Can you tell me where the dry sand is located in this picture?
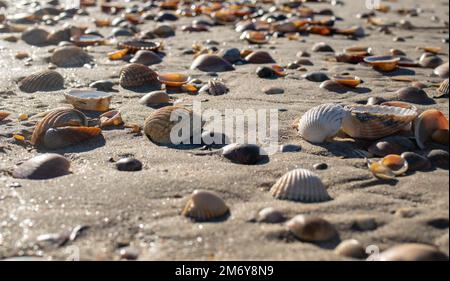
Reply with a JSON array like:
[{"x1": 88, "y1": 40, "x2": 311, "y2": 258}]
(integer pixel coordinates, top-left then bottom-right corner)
[{"x1": 0, "y1": 0, "x2": 449, "y2": 260}]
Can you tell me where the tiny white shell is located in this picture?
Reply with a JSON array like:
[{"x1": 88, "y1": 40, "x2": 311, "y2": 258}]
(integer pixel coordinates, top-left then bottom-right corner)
[
  {"x1": 297, "y1": 104, "x2": 348, "y2": 143},
  {"x1": 270, "y1": 169, "x2": 331, "y2": 202}
]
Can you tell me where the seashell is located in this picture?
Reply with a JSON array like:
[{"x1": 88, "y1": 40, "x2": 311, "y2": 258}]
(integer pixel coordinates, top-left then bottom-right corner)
[
  {"x1": 211, "y1": 11, "x2": 237, "y2": 25},
  {"x1": 158, "y1": 73, "x2": 189, "y2": 87},
  {"x1": 130, "y1": 50, "x2": 162, "y2": 65},
  {"x1": 119, "y1": 63, "x2": 160, "y2": 88},
  {"x1": 287, "y1": 215, "x2": 337, "y2": 242},
  {"x1": 153, "y1": 24, "x2": 175, "y2": 38},
  {"x1": 367, "y1": 159, "x2": 396, "y2": 180},
  {"x1": 182, "y1": 190, "x2": 229, "y2": 221},
  {"x1": 427, "y1": 149, "x2": 449, "y2": 170},
  {"x1": 255, "y1": 207, "x2": 286, "y2": 224},
  {"x1": 270, "y1": 169, "x2": 331, "y2": 202},
  {"x1": 70, "y1": 34, "x2": 104, "y2": 47},
  {"x1": 273, "y1": 21, "x2": 298, "y2": 33},
  {"x1": 434, "y1": 62, "x2": 449, "y2": 78},
  {"x1": 50, "y1": 46, "x2": 92, "y2": 67},
  {"x1": 139, "y1": 91, "x2": 170, "y2": 106},
  {"x1": 296, "y1": 104, "x2": 347, "y2": 143},
  {"x1": 431, "y1": 129, "x2": 449, "y2": 145},
  {"x1": 334, "y1": 239, "x2": 367, "y2": 259},
  {"x1": 368, "y1": 136, "x2": 415, "y2": 157},
  {"x1": 303, "y1": 72, "x2": 330, "y2": 82},
  {"x1": 89, "y1": 80, "x2": 115, "y2": 92},
  {"x1": 21, "y1": 27, "x2": 49, "y2": 46},
  {"x1": 143, "y1": 106, "x2": 201, "y2": 145},
  {"x1": 419, "y1": 54, "x2": 444, "y2": 68},
  {"x1": 262, "y1": 86, "x2": 284, "y2": 95},
  {"x1": 18, "y1": 70, "x2": 64, "y2": 93},
  {"x1": 380, "y1": 101, "x2": 417, "y2": 111},
  {"x1": 108, "y1": 48, "x2": 129, "y2": 61},
  {"x1": 319, "y1": 80, "x2": 347, "y2": 93},
  {"x1": 218, "y1": 48, "x2": 242, "y2": 64},
  {"x1": 435, "y1": 79, "x2": 449, "y2": 98},
  {"x1": 390, "y1": 49, "x2": 406, "y2": 56},
  {"x1": 379, "y1": 244, "x2": 448, "y2": 261},
  {"x1": 190, "y1": 54, "x2": 235, "y2": 72},
  {"x1": 414, "y1": 109, "x2": 449, "y2": 149},
  {"x1": 12, "y1": 153, "x2": 70, "y2": 180},
  {"x1": 46, "y1": 28, "x2": 71, "y2": 45},
  {"x1": 364, "y1": 56, "x2": 400, "y2": 72},
  {"x1": 31, "y1": 108, "x2": 88, "y2": 146},
  {"x1": 0, "y1": 111, "x2": 10, "y2": 121},
  {"x1": 333, "y1": 76, "x2": 362, "y2": 88},
  {"x1": 396, "y1": 87, "x2": 432, "y2": 104},
  {"x1": 256, "y1": 66, "x2": 276, "y2": 78},
  {"x1": 367, "y1": 96, "x2": 386, "y2": 105},
  {"x1": 116, "y1": 158, "x2": 142, "y2": 172},
  {"x1": 99, "y1": 110, "x2": 123, "y2": 127},
  {"x1": 241, "y1": 31, "x2": 269, "y2": 44},
  {"x1": 199, "y1": 79, "x2": 229, "y2": 96},
  {"x1": 64, "y1": 90, "x2": 113, "y2": 112},
  {"x1": 401, "y1": 152, "x2": 431, "y2": 172},
  {"x1": 295, "y1": 58, "x2": 313, "y2": 66},
  {"x1": 380, "y1": 154, "x2": 408, "y2": 175},
  {"x1": 118, "y1": 39, "x2": 161, "y2": 54},
  {"x1": 221, "y1": 143, "x2": 263, "y2": 165},
  {"x1": 341, "y1": 104, "x2": 418, "y2": 139},
  {"x1": 43, "y1": 126, "x2": 101, "y2": 149},
  {"x1": 244, "y1": 51, "x2": 276, "y2": 64},
  {"x1": 297, "y1": 51, "x2": 311, "y2": 58},
  {"x1": 311, "y1": 42, "x2": 334, "y2": 52}
]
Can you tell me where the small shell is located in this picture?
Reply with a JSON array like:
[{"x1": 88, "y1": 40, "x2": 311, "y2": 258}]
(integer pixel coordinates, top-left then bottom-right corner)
[
  {"x1": 380, "y1": 101, "x2": 417, "y2": 110},
  {"x1": 119, "y1": 63, "x2": 160, "y2": 88},
  {"x1": 46, "y1": 28, "x2": 72, "y2": 45},
  {"x1": 89, "y1": 80, "x2": 115, "y2": 92},
  {"x1": 334, "y1": 239, "x2": 367, "y2": 259},
  {"x1": 43, "y1": 126, "x2": 101, "y2": 149},
  {"x1": 190, "y1": 54, "x2": 235, "y2": 72},
  {"x1": 368, "y1": 136, "x2": 415, "y2": 157},
  {"x1": 244, "y1": 51, "x2": 276, "y2": 64},
  {"x1": 364, "y1": 55, "x2": 400, "y2": 72},
  {"x1": 435, "y1": 79, "x2": 449, "y2": 98},
  {"x1": 199, "y1": 79, "x2": 229, "y2": 96},
  {"x1": 218, "y1": 48, "x2": 242, "y2": 64},
  {"x1": 419, "y1": 54, "x2": 444, "y2": 68},
  {"x1": 50, "y1": 46, "x2": 93, "y2": 67},
  {"x1": 396, "y1": 87, "x2": 432, "y2": 104},
  {"x1": 303, "y1": 72, "x2": 330, "y2": 82},
  {"x1": 181, "y1": 190, "x2": 229, "y2": 221},
  {"x1": 0, "y1": 111, "x2": 10, "y2": 121},
  {"x1": 153, "y1": 24, "x2": 175, "y2": 38},
  {"x1": 158, "y1": 73, "x2": 189, "y2": 87},
  {"x1": 108, "y1": 48, "x2": 129, "y2": 60},
  {"x1": 70, "y1": 34, "x2": 103, "y2": 47},
  {"x1": 434, "y1": 62, "x2": 449, "y2": 78},
  {"x1": 99, "y1": 110, "x2": 123, "y2": 127},
  {"x1": 255, "y1": 207, "x2": 286, "y2": 224},
  {"x1": 21, "y1": 27, "x2": 49, "y2": 46},
  {"x1": 118, "y1": 39, "x2": 161, "y2": 54},
  {"x1": 64, "y1": 90, "x2": 113, "y2": 112},
  {"x1": 341, "y1": 104, "x2": 418, "y2": 139},
  {"x1": 221, "y1": 143, "x2": 263, "y2": 165},
  {"x1": 401, "y1": 152, "x2": 431, "y2": 172},
  {"x1": 18, "y1": 70, "x2": 64, "y2": 93},
  {"x1": 270, "y1": 169, "x2": 331, "y2": 202},
  {"x1": 311, "y1": 42, "x2": 334, "y2": 52},
  {"x1": 287, "y1": 215, "x2": 337, "y2": 242},
  {"x1": 12, "y1": 153, "x2": 70, "y2": 180},
  {"x1": 139, "y1": 91, "x2": 170, "y2": 106},
  {"x1": 241, "y1": 31, "x2": 269, "y2": 44},
  {"x1": 333, "y1": 76, "x2": 362, "y2": 88},
  {"x1": 296, "y1": 104, "x2": 348, "y2": 143},
  {"x1": 380, "y1": 154, "x2": 408, "y2": 175},
  {"x1": 130, "y1": 50, "x2": 162, "y2": 65},
  {"x1": 379, "y1": 244, "x2": 448, "y2": 261},
  {"x1": 414, "y1": 109, "x2": 449, "y2": 149},
  {"x1": 319, "y1": 80, "x2": 347, "y2": 93}
]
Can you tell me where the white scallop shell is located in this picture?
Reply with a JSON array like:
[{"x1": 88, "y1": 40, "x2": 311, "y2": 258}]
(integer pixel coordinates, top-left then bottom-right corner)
[
  {"x1": 297, "y1": 104, "x2": 348, "y2": 143},
  {"x1": 270, "y1": 169, "x2": 331, "y2": 202}
]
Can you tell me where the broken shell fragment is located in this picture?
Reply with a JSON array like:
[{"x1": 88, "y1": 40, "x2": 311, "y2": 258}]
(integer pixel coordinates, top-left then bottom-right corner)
[
  {"x1": 182, "y1": 190, "x2": 229, "y2": 221},
  {"x1": 19, "y1": 70, "x2": 64, "y2": 93},
  {"x1": 414, "y1": 109, "x2": 449, "y2": 149},
  {"x1": 199, "y1": 79, "x2": 229, "y2": 96},
  {"x1": 99, "y1": 110, "x2": 123, "y2": 127},
  {"x1": 190, "y1": 54, "x2": 235, "y2": 72},
  {"x1": 270, "y1": 169, "x2": 331, "y2": 203},
  {"x1": 43, "y1": 126, "x2": 101, "y2": 149},
  {"x1": 221, "y1": 143, "x2": 263, "y2": 165},
  {"x1": 364, "y1": 56, "x2": 400, "y2": 72},
  {"x1": 241, "y1": 31, "x2": 269, "y2": 44},
  {"x1": 380, "y1": 154, "x2": 408, "y2": 176},
  {"x1": 12, "y1": 153, "x2": 70, "y2": 180},
  {"x1": 435, "y1": 79, "x2": 449, "y2": 98},
  {"x1": 64, "y1": 90, "x2": 113, "y2": 112},
  {"x1": 119, "y1": 63, "x2": 160, "y2": 88},
  {"x1": 334, "y1": 239, "x2": 367, "y2": 259},
  {"x1": 108, "y1": 48, "x2": 129, "y2": 61},
  {"x1": 139, "y1": 91, "x2": 170, "y2": 106},
  {"x1": 379, "y1": 244, "x2": 448, "y2": 261},
  {"x1": 287, "y1": 215, "x2": 337, "y2": 242},
  {"x1": 158, "y1": 73, "x2": 189, "y2": 87}
]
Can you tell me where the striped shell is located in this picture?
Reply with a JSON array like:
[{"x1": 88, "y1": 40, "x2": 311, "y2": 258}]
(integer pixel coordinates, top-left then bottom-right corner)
[
  {"x1": 18, "y1": 70, "x2": 64, "y2": 93},
  {"x1": 12, "y1": 153, "x2": 70, "y2": 180},
  {"x1": 190, "y1": 54, "x2": 235, "y2": 72},
  {"x1": 50, "y1": 46, "x2": 92, "y2": 67},
  {"x1": 244, "y1": 51, "x2": 276, "y2": 64},
  {"x1": 181, "y1": 190, "x2": 229, "y2": 221},
  {"x1": 119, "y1": 63, "x2": 159, "y2": 88},
  {"x1": 31, "y1": 108, "x2": 88, "y2": 146},
  {"x1": 297, "y1": 104, "x2": 348, "y2": 143},
  {"x1": 270, "y1": 169, "x2": 331, "y2": 203},
  {"x1": 436, "y1": 79, "x2": 449, "y2": 98},
  {"x1": 341, "y1": 104, "x2": 418, "y2": 139}
]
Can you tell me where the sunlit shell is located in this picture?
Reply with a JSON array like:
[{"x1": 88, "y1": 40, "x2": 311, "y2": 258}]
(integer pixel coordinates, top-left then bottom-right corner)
[
  {"x1": 221, "y1": 143, "x2": 262, "y2": 165},
  {"x1": 296, "y1": 104, "x2": 348, "y2": 143},
  {"x1": 130, "y1": 50, "x2": 162, "y2": 65},
  {"x1": 43, "y1": 126, "x2": 101, "y2": 149},
  {"x1": 118, "y1": 39, "x2": 161, "y2": 54},
  {"x1": 199, "y1": 79, "x2": 229, "y2": 96},
  {"x1": 70, "y1": 34, "x2": 104, "y2": 47},
  {"x1": 333, "y1": 76, "x2": 362, "y2": 88},
  {"x1": 319, "y1": 80, "x2": 347, "y2": 93},
  {"x1": 435, "y1": 79, "x2": 449, "y2": 98},
  {"x1": 367, "y1": 159, "x2": 396, "y2": 180},
  {"x1": 143, "y1": 106, "x2": 201, "y2": 145},
  {"x1": 190, "y1": 54, "x2": 235, "y2": 72},
  {"x1": 380, "y1": 101, "x2": 417, "y2": 111},
  {"x1": 380, "y1": 154, "x2": 408, "y2": 175},
  {"x1": 364, "y1": 56, "x2": 400, "y2": 72},
  {"x1": 31, "y1": 108, "x2": 88, "y2": 146},
  {"x1": 211, "y1": 10, "x2": 237, "y2": 25},
  {"x1": 396, "y1": 87, "x2": 432, "y2": 104},
  {"x1": 64, "y1": 90, "x2": 113, "y2": 112},
  {"x1": 414, "y1": 109, "x2": 449, "y2": 149},
  {"x1": 50, "y1": 46, "x2": 93, "y2": 67},
  {"x1": 12, "y1": 153, "x2": 70, "y2": 180},
  {"x1": 270, "y1": 169, "x2": 331, "y2": 202},
  {"x1": 368, "y1": 136, "x2": 415, "y2": 157},
  {"x1": 241, "y1": 31, "x2": 269, "y2": 44},
  {"x1": 334, "y1": 239, "x2": 367, "y2": 259},
  {"x1": 182, "y1": 190, "x2": 229, "y2": 221},
  {"x1": 108, "y1": 48, "x2": 129, "y2": 61},
  {"x1": 255, "y1": 207, "x2": 286, "y2": 224},
  {"x1": 244, "y1": 51, "x2": 276, "y2": 64},
  {"x1": 379, "y1": 244, "x2": 448, "y2": 261},
  {"x1": 21, "y1": 27, "x2": 49, "y2": 46},
  {"x1": 139, "y1": 91, "x2": 170, "y2": 106},
  {"x1": 401, "y1": 152, "x2": 431, "y2": 172},
  {"x1": 18, "y1": 70, "x2": 64, "y2": 93},
  {"x1": 0, "y1": 111, "x2": 10, "y2": 121},
  {"x1": 419, "y1": 54, "x2": 444, "y2": 68},
  {"x1": 287, "y1": 215, "x2": 337, "y2": 242},
  {"x1": 434, "y1": 62, "x2": 449, "y2": 78},
  {"x1": 99, "y1": 110, "x2": 123, "y2": 127},
  {"x1": 341, "y1": 104, "x2": 418, "y2": 139},
  {"x1": 158, "y1": 73, "x2": 189, "y2": 87},
  {"x1": 119, "y1": 63, "x2": 160, "y2": 88}
]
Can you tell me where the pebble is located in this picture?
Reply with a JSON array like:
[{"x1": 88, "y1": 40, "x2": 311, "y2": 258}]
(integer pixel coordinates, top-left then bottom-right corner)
[
  {"x1": 115, "y1": 158, "x2": 143, "y2": 172},
  {"x1": 427, "y1": 149, "x2": 449, "y2": 170},
  {"x1": 351, "y1": 217, "x2": 377, "y2": 231},
  {"x1": 119, "y1": 247, "x2": 140, "y2": 260},
  {"x1": 262, "y1": 86, "x2": 284, "y2": 95},
  {"x1": 256, "y1": 66, "x2": 275, "y2": 78}
]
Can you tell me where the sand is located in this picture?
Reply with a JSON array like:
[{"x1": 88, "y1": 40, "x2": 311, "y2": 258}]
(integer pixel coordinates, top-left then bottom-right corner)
[{"x1": 0, "y1": 0, "x2": 449, "y2": 260}]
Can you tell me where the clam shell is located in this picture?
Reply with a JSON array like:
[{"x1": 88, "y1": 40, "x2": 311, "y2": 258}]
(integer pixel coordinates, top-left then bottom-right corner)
[
  {"x1": 379, "y1": 244, "x2": 448, "y2": 261},
  {"x1": 287, "y1": 215, "x2": 337, "y2": 242},
  {"x1": 413, "y1": 109, "x2": 449, "y2": 149},
  {"x1": 50, "y1": 46, "x2": 92, "y2": 67},
  {"x1": 64, "y1": 90, "x2": 113, "y2": 112},
  {"x1": 270, "y1": 169, "x2": 331, "y2": 202},
  {"x1": 190, "y1": 54, "x2": 235, "y2": 72},
  {"x1": 19, "y1": 70, "x2": 64, "y2": 93},
  {"x1": 297, "y1": 104, "x2": 348, "y2": 143},
  {"x1": 244, "y1": 51, "x2": 276, "y2": 64},
  {"x1": 139, "y1": 91, "x2": 170, "y2": 106},
  {"x1": 153, "y1": 24, "x2": 175, "y2": 38},
  {"x1": 396, "y1": 86, "x2": 432, "y2": 104},
  {"x1": 334, "y1": 239, "x2": 367, "y2": 259},
  {"x1": 434, "y1": 62, "x2": 449, "y2": 78},
  {"x1": 363, "y1": 55, "x2": 400, "y2": 72},
  {"x1": 31, "y1": 108, "x2": 88, "y2": 146},
  {"x1": 255, "y1": 207, "x2": 286, "y2": 224},
  {"x1": 435, "y1": 79, "x2": 449, "y2": 98},
  {"x1": 419, "y1": 54, "x2": 444, "y2": 68},
  {"x1": 303, "y1": 72, "x2": 330, "y2": 82},
  {"x1": 319, "y1": 80, "x2": 347, "y2": 93},
  {"x1": 43, "y1": 126, "x2": 101, "y2": 149},
  {"x1": 218, "y1": 48, "x2": 242, "y2": 64},
  {"x1": 12, "y1": 153, "x2": 70, "y2": 180},
  {"x1": 119, "y1": 63, "x2": 160, "y2": 88},
  {"x1": 199, "y1": 79, "x2": 229, "y2": 96},
  {"x1": 21, "y1": 27, "x2": 49, "y2": 46},
  {"x1": 181, "y1": 190, "x2": 229, "y2": 221},
  {"x1": 99, "y1": 110, "x2": 123, "y2": 127},
  {"x1": 130, "y1": 50, "x2": 162, "y2": 65},
  {"x1": 380, "y1": 154, "x2": 409, "y2": 176},
  {"x1": 118, "y1": 39, "x2": 161, "y2": 53},
  {"x1": 341, "y1": 104, "x2": 418, "y2": 139},
  {"x1": 221, "y1": 143, "x2": 262, "y2": 165},
  {"x1": 158, "y1": 73, "x2": 189, "y2": 87}
]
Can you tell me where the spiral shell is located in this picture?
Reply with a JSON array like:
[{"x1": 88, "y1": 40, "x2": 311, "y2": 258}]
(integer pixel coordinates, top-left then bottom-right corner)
[
  {"x1": 181, "y1": 190, "x2": 229, "y2": 221},
  {"x1": 130, "y1": 50, "x2": 162, "y2": 65},
  {"x1": 296, "y1": 104, "x2": 348, "y2": 143},
  {"x1": 50, "y1": 46, "x2": 92, "y2": 67},
  {"x1": 12, "y1": 153, "x2": 70, "y2": 180},
  {"x1": 43, "y1": 126, "x2": 101, "y2": 149},
  {"x1": 190, "y1": 54, "x2": 235, "y2": 72},
  {"x1": 341, "y1": 104, "x2": 418, "y2": 139},
  {"x1": 21, "y1": 27, "x2": 49, "y2": 46},
  {"x1": 18, "y1": 70, "x2": 64, "y2": 93},
  {"x1": 244, "y1": 51, "x2": 276, "y2": 64},
  {"x1": 119, "y1": 63, "x2": 159, "y2": 88},
  {"x1": 270, "y1": 169, "x2": 331, "y2": 203}
]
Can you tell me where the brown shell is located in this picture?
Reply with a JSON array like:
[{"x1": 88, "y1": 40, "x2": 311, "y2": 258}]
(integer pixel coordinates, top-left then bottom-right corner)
[
  {"x1": 244, "y1": 51, "x2": 276, "y2": 64},
  {"x1": 21, "y1": 27, "x2": 49, "y2": 46},
  {"x1": 12, "y1": 153, "x2": 70, "y2": 180},
  {"x1": 130, "y1": 50, "x2": 162, "y2": 65},
  {"x1": 181, "y1": 190, "x2": 229, "y2": 221},
  {"x1": 118, "y1": 39, "x2": 161, "y2": 54},
  {"x1": 287, "y1": 215, "x2": 337, "y2": 242},
  {"x1": 46, "y1": 28, "x2": 71, "y2": 45},
  {"x1": 190, "y1": 54, "x2": 235, "y2": 72},
  {"x1": 43, "y1": 126, "x2": 101, "y2": 149},
  {"x1": 396, "y1": 86, "x2": 432, "y2": 104},
  {"x1": 19, "y1": 70, "x2": 64, "y2": 93},
  {"x1": 50, "y1": 46, "x2": 93, "y2": 67},
  {"x1": 119, "y1": 63, "x2": 159, "y2": 88}
]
